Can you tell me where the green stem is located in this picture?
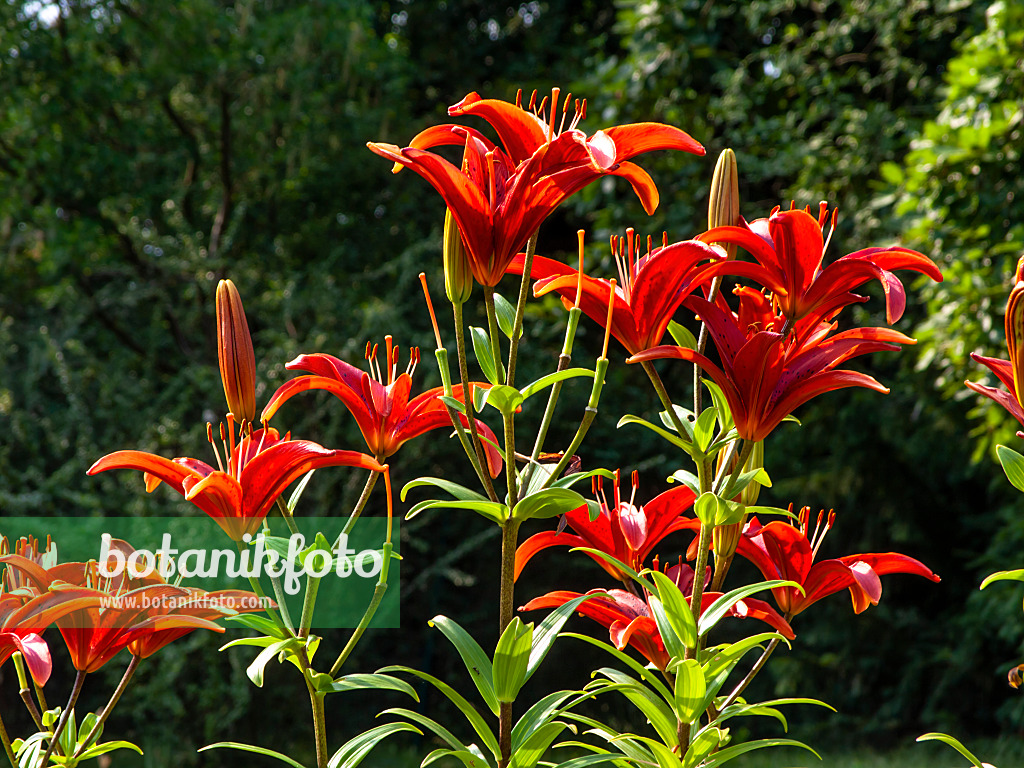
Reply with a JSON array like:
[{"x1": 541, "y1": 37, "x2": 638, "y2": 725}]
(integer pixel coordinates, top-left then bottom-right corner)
[
  {"x1": 505, "y1": 231, "x2": 538, "y2": 389},
  {"x1": 484, "y1": 290, "x2": 506, "y2": 384},
  {"x1": 329, "y1": 541, "x2": 394, "y2": 677},
  {"x1": 13, "y1": 654, "x2": 43, "y2": 732},
  {"x1": 454, "y1": 303, "x2": 499, "y2": 502},
  {"x1": 521, "y1": 306, "x2": 581, "y2": 491},
  {"x1": 503, "y1": 411, "x2": 518, "y2": 509},
  {"x1": 497, "y1": 519, "x2": 521, "y2": 768},
  {"x1": 73, "y1": 655, "x2": 141, "y2": 758},
  {"x1": 0, "y1": 707, "x2": 16, "y2": 768},
  {"x1": 343, "y1": 468, "x2": 381, "y2": 536},
  {"x1": 274, "y1": 496, "x2": 301, "y2": 537},
  {"x1": 309, "y1": 686, "x2": 328, "y2": 768},
  {"x1": 436, "y1": 347, "x2": 493, "y2": 492},
  {"x1": 640, "y1": 360, "x2": 690, "y2": 440},
  {"x1": 718, "y1": 636, "x2": 783, "y2": 712},
  {"x1": 32, "y1": 680, "x2": 48, "y2": 719},
  {"x1": 540, "y1": 356, "x2": 608, "y2": 488},
  {"x1": 239, "y1": 540, "x2": 294, "y2": 635},
  {"x1": 693, "y1": 273, "x2": 726, "y2": 417},
  {"x1": 298, "y1": 573, "x2": 321, "y2": 640},
  {"x1": 39, "y1": 669, "x2": 86, "y2": 767}
]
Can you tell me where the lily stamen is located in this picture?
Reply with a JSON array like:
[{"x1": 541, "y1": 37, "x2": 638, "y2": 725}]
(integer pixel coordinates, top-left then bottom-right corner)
[
  {"x1": 207, "y1": 423, "x2": 226, "y2": 473},
  {"x1": 385, "y1": 336, "x2": 395, "y2": 386},
  {"x1": 418, "y1": 273, "x2": 443, "y2": 350},
  {"x1": 547, "y1": 87, "x2": 560, "y2": 142},
  {"x1": 575, "y1": 229, "x2": 585, "y2": 309},
  {"x1": 602, "y1": 279, "x2": 617, "y2": 359},
  {"x1": 629, "y1": 469, "x2": 639, "y2": 509}
]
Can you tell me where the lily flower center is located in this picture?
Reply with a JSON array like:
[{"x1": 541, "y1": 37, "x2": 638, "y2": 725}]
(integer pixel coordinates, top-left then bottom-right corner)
[
  {"x1": 610, "y1": 228, "x2": 668, "y2": 304},
  {"x1": 793, "y1": 504, "x2": 837, "y2": 559},
  {"x1": 516, "y1": 87, "x2": 587, "y2": 143},
  {"x1": 365, "y1": 335, "x2": 421, "y2": 387}
]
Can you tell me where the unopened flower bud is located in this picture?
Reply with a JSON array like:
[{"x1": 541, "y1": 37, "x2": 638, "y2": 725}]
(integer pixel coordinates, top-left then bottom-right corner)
[
  {"x1": 216, "y1": 279, "x2": 256, "y2": 423},
  {"x1": 443, "y1": 208, "x2": 473, "y2": 305},
  {"x1": 1006, "y1": 257, "x2": 1024, "y2": 407},
  {"x1": 708, "y1": 148, "x2": 740, "y2": 260},
  {"x1": 712, "y1": 440, "x2": 763, "y2": 561}
]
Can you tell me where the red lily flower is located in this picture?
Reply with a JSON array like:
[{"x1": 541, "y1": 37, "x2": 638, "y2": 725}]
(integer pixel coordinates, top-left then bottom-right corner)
[
  {"x1": 521, "y1": 563, "x2": 794, "y2": 672},
  {"x1": 260, "y1": 337, "x2": 502, "y2": 475},
  {"x1": 515, "y1": 470, "x2": 696, "y2": 583},
  {"x1": 629, "y1": 294, "x2": 917, "y2": 442},
  {"x1": 696, "y1": 203, "x2": 942, "y2": 328},
  {"x1": 967, "y1": 256, "x2": 1024, "y2": 435},
  {"x1": 2, "y1": 539, "x2": 264, "y2": 671},
  {"x1": 732, "y1": 509, "x2": 940, "y2": 617},
  {"x1": 368, "y1": 88, "x2": 703, "y2": 287},
  {"x1": 509, "y1": 229, "x2": 722, "y2": 355},
  {"x1": 88, "y1": 425, "x2": 384, "y2": 541}
]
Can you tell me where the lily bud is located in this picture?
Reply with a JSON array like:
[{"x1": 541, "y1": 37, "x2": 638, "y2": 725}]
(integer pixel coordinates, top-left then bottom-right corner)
[
  {"x1": 707, "y1": 148, "x2": 740, "y2": 260},
  {"x1": 712, "y1": 440, "x2": 763, "y2": 561},
  {"x1": 443, "y1": 207, "x2": 473, "y2": 305},
  {"x1": 216, "y1": 279, "x2": 256, "y2": 423}
]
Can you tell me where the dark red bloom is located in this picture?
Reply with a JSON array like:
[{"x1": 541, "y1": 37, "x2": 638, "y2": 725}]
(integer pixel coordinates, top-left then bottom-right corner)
[
  {"x1": 521, "y1": 563, "x2": 794, "y2": 672},
  {"x1": 515, "y1": 471, "x2": 696, "y2": 583},
  {"x1": 967, "y1": 257, "x2": 1024, "y2": 435},
  {"x1": 732, "y1": 509, "x2": 940, "y2": 617},
  {"x1": 261, "y1": 338, "x2": 502, "y2": 475},
  {"x1": 509, "y1": 229, "x2": 722, "y2": 355},
  {"x1": 88, "y1": 425, "x2": 384, "y2": 541},
  {"x1": 368, "y1": 88, "x2": 704, "y2": 287},
  {"x1": 629, "y1": 294, "x2": 916, "y2": 442},
  {"x1": 696, "y1": 203, "x2": 942, "y2": 327}
]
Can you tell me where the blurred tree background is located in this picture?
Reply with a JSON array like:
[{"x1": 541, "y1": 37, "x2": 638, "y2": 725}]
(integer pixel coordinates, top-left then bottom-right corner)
[{"x1": 1, "y1": 0, "x2": 1022, "y2": 764}]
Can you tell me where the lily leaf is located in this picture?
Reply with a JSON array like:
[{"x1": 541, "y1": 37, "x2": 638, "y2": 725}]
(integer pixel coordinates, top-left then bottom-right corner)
[
  {"x1": 76, "y1": 739, "x2": 145, "y2": 760},
  {"x1": 658, "y1": 404, "x2": 696, "y2": 440},
  {"x1": 246, "y1": 638, "x2": 297, "y2": 687},
  {"x1": 648, "y1": 594, "x2": 687, "y2": 661},
  {"x1": 703, "y1": 737, "x2": 820, "y2": 767},
  {"x1": 470, "y1": 326, "x2": 500, "y2": 385},
  {"x1": 561, "y1": 632, "x2": 674, "y2": 705},
  {"x1": 402, "y1": 477, "x2": 489, "y2": 503},
  {"x1": 692, "y1": 408, "x2": 719, "y2": 453},
  {"x1": 429, "y1": 615, "x2": 499, "y2": 715},
  {"x1": 326, "y1": 723, "x2": 423, "y2": 768},
  {"x1": 440, "y1": 395, "x2": 467, "y2": 415},
  {"x1": 650, "y1": 570, "x2": 698, "y2": 649},
  {"x1": 997, "y1": 445, "x2": 1024, "y2": 493},
  {"x1": 510, "y1": 691, "x2": 576, "y2": 753},
  {"x1": 981, "y1": 569, "x2": 1024, "y2": 589},
  {"x1": 618, "y1": 414, "x2": 694, "y2": 453},
  {"x1": 524, "y1": 592, "x2": 598, "y2": 684},
  {"x1": 508, "y1": 722, "x2": 565, "y2": 768},
  {"x1": 224, "y1": 613, "x2": 288, "y2": 639},
  {"x1": 667, "y1": 319, "x2": 698, "y2": 350},
  {"x1": 519, "y1": 368, "x2": 595, "y2": 400},
  {"x1": 512, "y1": 487, "x2": 586, "y2": 522},
  {"x1": 916, "y1": 733, "x2": 986, "y2": 768},
  {"x1": 594, "y1": 669, "x2": 678, "y2": 747},
  {"x1": 573, "y1": 548, "x2": 656, "y2": 592},
  {"x1": 672, "y1": 659, "x2": 707, "y2": 724},
  {"x1": 493, "y1": 617, "x2": 534, "y2": 703},
  {"x1": 405, "y1": 499, "x2": 509, "y2": 526},
  {"x1": 698, "y1": 580, "x2": 802, "y2": 636},
  {"x1": 378, "y1": 667, "x2": 500, "y2": 759},
  {"x1": 322, "y1": 673, "x2": 419, "y2": 700},
  {"x1": 693, "y1": 492, "x2": 721, "y2": 526},
  {"x1": 201, "y1": 742, "x2": 308, "y2": 768},
  {"x1": 480, "y1": 384, "x2": 525, "y2": 416},
  {"x1": 702, "y1": 378, "x2": 734, "y2": 432},
  {"x1": 380, "y1": 708, "x2": 466, "y2": 754},
  {"x1": 494, "y1": 291, "x2": 523, "y2": 340},
  {"x1": 667, "y1": 470, "x2": 699, "y2": 493},
  {"x1": 682, "y1": 726, "x2": 723, "y2": 768}
]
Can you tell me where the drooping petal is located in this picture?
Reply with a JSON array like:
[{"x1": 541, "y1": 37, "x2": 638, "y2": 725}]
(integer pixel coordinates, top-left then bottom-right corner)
[
  {"x1": 2, "y1": 632, "x2": 51, "y2": 685},
  {"x1": 514, "y1": 530, "x2": 589, "y2": 580},
  {"x1": 599, "y1": 123, "x2": 705, "y2": 163}
]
